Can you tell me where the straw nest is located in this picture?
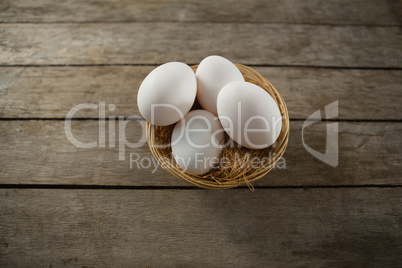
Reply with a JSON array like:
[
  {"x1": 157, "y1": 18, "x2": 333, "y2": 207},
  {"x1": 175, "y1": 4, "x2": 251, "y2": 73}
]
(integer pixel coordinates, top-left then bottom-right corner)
[{"x1": 146, "y1": 64, "x2": 289, "y2": 190}]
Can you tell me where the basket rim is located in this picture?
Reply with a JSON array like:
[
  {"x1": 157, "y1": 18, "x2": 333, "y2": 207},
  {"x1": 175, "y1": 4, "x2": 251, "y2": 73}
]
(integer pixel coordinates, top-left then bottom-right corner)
[{"x1": 146, "y1": 63, "x2": 290, "y2": 189}]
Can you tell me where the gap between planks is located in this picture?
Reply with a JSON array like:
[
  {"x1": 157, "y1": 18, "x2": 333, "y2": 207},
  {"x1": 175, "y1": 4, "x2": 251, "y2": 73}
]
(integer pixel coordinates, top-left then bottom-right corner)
[
  {"x1": 0, "y1": 184, "x2": 401, "y2": 190},
  {"x1": 0, "y1": 21, "x2": 401, "y2": 27},
  {"x1": 0, "y1": 64, "x2": 402, "y2": 70},
  {"x1": 0, "y1": 118, "x2": 401, "y2": 123}
]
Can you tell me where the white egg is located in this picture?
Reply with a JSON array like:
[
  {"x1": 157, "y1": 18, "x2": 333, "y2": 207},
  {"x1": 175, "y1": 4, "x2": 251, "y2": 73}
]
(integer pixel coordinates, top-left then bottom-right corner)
[
  {"x1": 137, "y1": 62, "x2": 197, "y2": 126},
  {"x1": 171, "y1": 110, "x2": 224, "y2": 175},
  {"x1": 217, "y1": 81, "x2": 282, "y2": 149},
  {"x1": 196, "y1": 55, "x2": 245, "y2": 116}
]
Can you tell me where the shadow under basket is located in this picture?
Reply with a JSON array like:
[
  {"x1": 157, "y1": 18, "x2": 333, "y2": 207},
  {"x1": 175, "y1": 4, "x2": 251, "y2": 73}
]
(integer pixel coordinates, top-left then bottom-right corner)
[{"x1": 146, "y1": 64, "x2": 290, "y2": 190}]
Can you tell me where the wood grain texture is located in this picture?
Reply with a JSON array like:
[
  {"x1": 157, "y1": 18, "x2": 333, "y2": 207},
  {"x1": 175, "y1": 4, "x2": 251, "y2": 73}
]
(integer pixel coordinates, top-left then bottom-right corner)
[
  {"x1": 1, "y1": 0, "x2": 401, "y2": 25},
  {"x1": 0, "y1": 1, "x2": 400, "y2": 266},
  {"x1": 0, "y1": 120, "x2": 400, "y2": 187},
  {"x1": 1, "y1": 23, "x2": 401, "y2": 67},
  {"x1": 0, "y1": 66, "x2": 401, "y2": 120},
  {"x1": 0, "y1": 188, "x2": 400, "y2": 267}
]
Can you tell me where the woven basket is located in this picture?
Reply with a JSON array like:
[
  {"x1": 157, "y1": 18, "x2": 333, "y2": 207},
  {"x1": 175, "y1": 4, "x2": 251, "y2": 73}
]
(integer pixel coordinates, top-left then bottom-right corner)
[{"x1": 146, "y1": 64, "x2": 289, "y2": 189}]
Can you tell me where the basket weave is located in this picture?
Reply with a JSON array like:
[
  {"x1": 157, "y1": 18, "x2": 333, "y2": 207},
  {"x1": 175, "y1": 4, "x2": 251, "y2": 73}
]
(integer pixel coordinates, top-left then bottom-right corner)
[{"x1": 146, "y1": 64, "x2": 289, "y2": 189}]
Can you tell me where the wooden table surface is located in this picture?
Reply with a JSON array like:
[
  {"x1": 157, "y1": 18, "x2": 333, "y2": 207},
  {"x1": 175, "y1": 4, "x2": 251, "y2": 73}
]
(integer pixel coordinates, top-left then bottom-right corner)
[{"x1": 0, "y1": 1, "x2": 401, "y2": 267}]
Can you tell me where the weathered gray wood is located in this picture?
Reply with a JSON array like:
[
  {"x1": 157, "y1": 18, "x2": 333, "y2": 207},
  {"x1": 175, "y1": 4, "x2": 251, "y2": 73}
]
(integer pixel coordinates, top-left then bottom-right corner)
[
  {"x1": 1, "y1": 0, "x2": 401, "y2": 25},
  {"x1": 0, "y1": 66, "x2": 401, "y2": 120},
  {"x1": 0, "y1": 120, "x2": 400, "y2": 186},
  {"x1": 0, "y1": 188, "x2": 400, "y2": 266},
  {"x1": 1, "y1": 23, "x2": 401, "y2": 67}
]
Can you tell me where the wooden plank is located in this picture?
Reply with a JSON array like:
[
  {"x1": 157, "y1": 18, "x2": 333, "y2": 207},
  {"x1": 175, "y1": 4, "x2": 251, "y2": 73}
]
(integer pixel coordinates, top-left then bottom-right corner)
[
  {"x1": 0, "y1": 66, "x2": 401, "y2": 120},
  {"x1": 1, "y1": 23, "x2": 401, "y2": 67},
  {"x1": 0, "y1": 188, "x2": 400, "y2": 266},
  {"x1": 1, "y1": 0, "x2": 401, "y2": 25},
  {"x1": 0, "y1": 120, "x2": 400, "y2": 186}
]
